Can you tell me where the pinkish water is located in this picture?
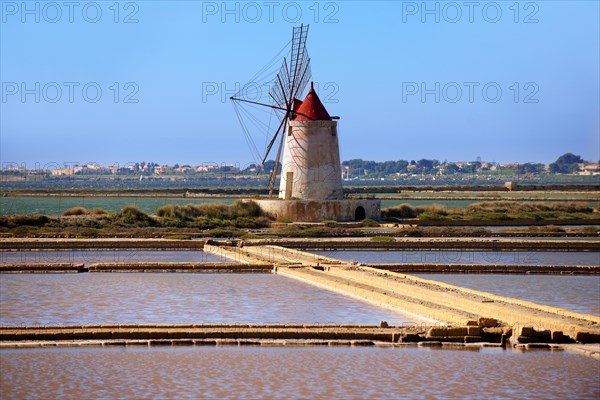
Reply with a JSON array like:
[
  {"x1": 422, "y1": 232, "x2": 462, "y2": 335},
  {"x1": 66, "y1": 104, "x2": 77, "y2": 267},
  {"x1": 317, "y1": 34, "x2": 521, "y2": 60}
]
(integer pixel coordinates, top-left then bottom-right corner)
[
  {"x1": 1, "y1": 346, "x2": 598, "y2": 399},
  {"x1": 0, "y1": 273, "x2": 417, "y2": 326},
  {"x1": 0, "y1": 250, "x2": 227, "y2": 265},
  {"x1": 322, "y1": 250, "x2": 600, "y2": 266}
]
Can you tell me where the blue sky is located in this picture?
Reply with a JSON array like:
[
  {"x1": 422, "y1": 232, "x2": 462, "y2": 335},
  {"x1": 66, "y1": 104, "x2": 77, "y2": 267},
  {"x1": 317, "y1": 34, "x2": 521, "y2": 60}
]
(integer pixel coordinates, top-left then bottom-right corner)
[{"x1": 1, "y1": 0, "x2": 599, "y2": 167}]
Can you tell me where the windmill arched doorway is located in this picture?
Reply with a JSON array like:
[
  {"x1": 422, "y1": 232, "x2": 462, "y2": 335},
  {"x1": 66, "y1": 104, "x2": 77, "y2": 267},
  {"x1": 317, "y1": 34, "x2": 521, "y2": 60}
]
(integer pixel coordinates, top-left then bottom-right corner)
[{"x1": 354, "y1": 206, "x2": 366, "y2": 221}]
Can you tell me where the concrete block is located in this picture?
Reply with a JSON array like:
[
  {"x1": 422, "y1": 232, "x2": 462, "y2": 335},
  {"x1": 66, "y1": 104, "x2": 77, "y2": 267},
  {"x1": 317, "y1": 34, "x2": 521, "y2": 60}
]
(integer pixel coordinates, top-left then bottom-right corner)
[
  {"x1": 426, "y1": 327, "x2": 447, "y2": 338},
  {"x1": 575, "y1": 331, "x2": 600, "y2": 344},
  {"x1": 399, "y1": 333, "x2": 422, "y2": 343},
  {"x1": 464, "y1": 336, "x2": 485, "y2": 343},
  {"x1": 532, "y1": 329, "x2": 551, "y2": 340},
  {"x1": 514, "y1": 326, "x2": 534, "y2": 337},
  {"x1": 148, "y1": 340, "x2": 172, "y2": 346},
  {"x1": 483, "y1": 327, "x2": 504, "y2": 335},
  {"x1": 447, "y1": 327, "x2": 468, "y2": 337},
  {"x1": 466, "y1": 320, "x2": 479, "y2": 326},
  {"x1": 351, "y1": 340, "x2": 375, "y2": 346},
  {"x1": 551, "y1": 331, "x2": 564, "y2": 343},
  {"x1": 515, "y1": 336, "x2": 534, "y2": 344},
  {"x1": 467, "y1": 326, "x2": 481, "y2": 336},
  {"x1": 478, "y1": 318, "x2": 498, "y2": 328},
  {"x1": 171, "y1": 340, "x2": 194, "y2": 346}
]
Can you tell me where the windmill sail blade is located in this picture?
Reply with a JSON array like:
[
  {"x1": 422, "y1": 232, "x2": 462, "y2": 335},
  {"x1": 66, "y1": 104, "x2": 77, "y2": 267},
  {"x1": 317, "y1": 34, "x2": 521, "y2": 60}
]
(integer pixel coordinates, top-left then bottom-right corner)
[
  {"x1": 268, "y1": 117, "x2": 288, "y2": 195},
  {"x1": 295, "y1": 57, "x2": 312, "y2": 99},
  {"x1": 230, "y1": 24, "x2": 311, "y2": 192},
  {"x1": 269, "y1": 58, "x2": 291, "y2": 108},
  {"x1": 258, "y1": 110, "x2": 289, "y2": 174},
  {"x1": 289, "y1": 25, "x2": 312, "y2": 98}
]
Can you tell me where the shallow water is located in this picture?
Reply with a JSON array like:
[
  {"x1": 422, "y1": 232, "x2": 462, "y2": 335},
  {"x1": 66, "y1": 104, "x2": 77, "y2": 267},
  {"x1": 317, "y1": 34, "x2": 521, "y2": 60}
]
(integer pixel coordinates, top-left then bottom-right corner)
[
  {"x1": 2, "y1": 346, "x2": 598, "y2": 400},
  {"x1": 414, "y1": 274, "x2": 600, "y2": 315},
  {"x1": 0, "y1": 273, "x2": 416, "y2": 326},
  {"x1": 0, "y1": 196, "x2": 237, "y2": 215},
  {"x1": 0, "y1": 250, "x2": 226, "y2": 265},
  {"x1": 322, "y1": 250, "x2": 600, "y2": 266}
]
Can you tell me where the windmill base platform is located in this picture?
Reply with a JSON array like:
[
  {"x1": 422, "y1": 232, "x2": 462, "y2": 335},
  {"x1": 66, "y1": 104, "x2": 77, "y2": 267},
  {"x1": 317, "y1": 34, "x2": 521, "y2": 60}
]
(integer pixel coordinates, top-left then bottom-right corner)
[{"x1": 254, "y1": 199, "x2": 381, "y2": 222}]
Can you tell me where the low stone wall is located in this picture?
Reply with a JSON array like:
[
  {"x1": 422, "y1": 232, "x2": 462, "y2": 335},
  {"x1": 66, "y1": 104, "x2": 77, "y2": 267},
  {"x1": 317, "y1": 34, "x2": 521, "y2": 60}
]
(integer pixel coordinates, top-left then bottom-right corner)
[
  {"x1": 0, "y1": 263, "x2": 85, "y2": 273},
  {"x1": 3, "y1": 321, "x2": 596, "y2": 349},
  {"x1": 254, "y1": 199, "x2": 381, "y2": 222},
  {"x1": 87, "y1": 262, "x2": 273, "y2": 273},
  {"x1": 0, "y1": 239, "x2": 205, "y2": 251},
  {"x1": 0, "y1": 324, "x2": 402, "y2": 343},
  {"x1": 0, "y1": 262, "x2": 273, "y2": 273},
  {"x1": 368, "y1": 263, "x2": 600, "y2": 275}
]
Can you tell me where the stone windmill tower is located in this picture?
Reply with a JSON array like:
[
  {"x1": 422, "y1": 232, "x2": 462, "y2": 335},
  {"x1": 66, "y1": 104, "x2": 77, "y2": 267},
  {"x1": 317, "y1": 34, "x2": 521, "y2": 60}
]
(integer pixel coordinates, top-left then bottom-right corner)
[
  {"x1": 278, "y1": 82, "x2": 344, "y2": 201},
  {"x1": 231, "y1": 25, "x2": 380, "y2": 222}
]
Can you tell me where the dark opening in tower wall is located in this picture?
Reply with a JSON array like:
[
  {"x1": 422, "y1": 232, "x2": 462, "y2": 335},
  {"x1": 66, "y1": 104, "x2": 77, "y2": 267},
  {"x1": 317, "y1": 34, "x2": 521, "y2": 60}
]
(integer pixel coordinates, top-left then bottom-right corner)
[{"x1": 355, "y1": 206, "x2": 366, "y2": 221}]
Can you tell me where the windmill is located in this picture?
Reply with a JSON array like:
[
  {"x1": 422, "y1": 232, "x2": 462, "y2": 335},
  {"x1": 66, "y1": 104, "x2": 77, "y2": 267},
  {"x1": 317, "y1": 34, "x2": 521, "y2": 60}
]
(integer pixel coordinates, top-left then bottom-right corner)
[{"x1": 230, "y1": 24, "x2": 313, "y2": 197}]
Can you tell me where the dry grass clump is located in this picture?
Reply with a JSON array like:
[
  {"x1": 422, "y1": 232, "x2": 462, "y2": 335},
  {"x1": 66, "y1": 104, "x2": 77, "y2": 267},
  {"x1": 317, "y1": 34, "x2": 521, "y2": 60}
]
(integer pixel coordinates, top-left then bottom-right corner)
[
  {"x1": 155, "y1": 201, "x2": 268, "y2": 229},
  {"x1": 381, "y1": 203, "x2": 416, "y2": 219},
  {"x1": 63, "y1": 207, "x2": 109, "y2": 216},
  {"x1": 63, "y1": 207, "x2": 87, "y2": 216},
  {"x1": 89, "y1": 208, "x2": 108, "y2": 215},
  {"x1": 157, "y1": 200, "x2": 261, "y2": 220}
]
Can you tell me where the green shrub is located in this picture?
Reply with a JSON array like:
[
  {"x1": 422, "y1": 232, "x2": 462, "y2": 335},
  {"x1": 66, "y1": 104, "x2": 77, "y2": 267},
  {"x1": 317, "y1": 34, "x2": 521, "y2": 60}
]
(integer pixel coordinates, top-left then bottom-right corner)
[
  {"x1": 63, "y1": 207, "x2": 87, "y2": 216},
  {"x1": 1, "y1": 215, "x2": 51, "y2": 227},
  {"x1": 322, "y1": 220, "x2": 337, "y2": 227},
  {"x1": 157, "y1": 204, "x2": 177, "y2": 219},
  {"x1": 79, "y1": 219, "x2": 102, "y2": 229},
  {"x1": 206, "y1": 228, "x2": 244, "y2": 238},
  {"x1": 418, "y1": 212, "x2": 446, "y2": 220},
  {"x1": 414, "y1": 204, "x2": 448, "y2": 216},
  {"x1": 165, "y1": 234, "x2": 191, "y2": 240},
  {"x1": 469, "y1": 212, "x2": 512, "y2": 221},
  {"x1": 117, "y1": 205, "x2": 157, "y2": 226},
  {"x1": 361, "y1": 218, "x2": 380, "y2": 227},
  {"x1": 402, "y1": 228, "x2": 423, "y2": 237},
  {"x1": 277, "y1": 217, "x2": 292, "y2": 223},
  {"x1": 370, "y1": 236, "x2": 395, "y2": 242}
]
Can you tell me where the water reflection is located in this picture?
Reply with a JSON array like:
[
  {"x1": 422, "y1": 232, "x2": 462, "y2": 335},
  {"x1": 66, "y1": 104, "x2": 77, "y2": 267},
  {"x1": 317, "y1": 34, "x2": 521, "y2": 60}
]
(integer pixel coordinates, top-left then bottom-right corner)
[
  {"x1": 322, "y1": 250, "x2": 600, "y2": 266},
  {"x1": 0, "y1": 250, "x2": 228, "y2": 265},
  {"x1": 1, "y1": 346, "x2": 598, "y2": 400},
  {"x1": 0, "y1": 274, "x2": 416, "y2": 326}
]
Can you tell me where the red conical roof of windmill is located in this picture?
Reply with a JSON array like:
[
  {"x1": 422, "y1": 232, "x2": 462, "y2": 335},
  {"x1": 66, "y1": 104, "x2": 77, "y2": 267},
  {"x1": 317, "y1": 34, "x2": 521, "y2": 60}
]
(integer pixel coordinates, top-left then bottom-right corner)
[{"x1": 292, "y1": 82, "x2": 331, "y2": 121}]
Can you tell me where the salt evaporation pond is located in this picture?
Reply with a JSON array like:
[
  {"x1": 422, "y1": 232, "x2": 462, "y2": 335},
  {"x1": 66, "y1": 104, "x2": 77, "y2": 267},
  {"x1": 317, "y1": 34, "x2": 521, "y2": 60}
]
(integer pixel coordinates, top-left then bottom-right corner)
[
  {"x1": 0, "y1": 274, "x2": 416, "y2": 326},
  {"x1": 0, "y1": 250, "x2": 228, "y2": 265},
  {"x1": 2, "y1": 346, "x2": 598, "y2": 399},
  {"x1": 320, "y1": 250, "x2": 600, "y2": 266},
  {"x1": 414, "y1": 274, "x2": 600, "y2": 315}
]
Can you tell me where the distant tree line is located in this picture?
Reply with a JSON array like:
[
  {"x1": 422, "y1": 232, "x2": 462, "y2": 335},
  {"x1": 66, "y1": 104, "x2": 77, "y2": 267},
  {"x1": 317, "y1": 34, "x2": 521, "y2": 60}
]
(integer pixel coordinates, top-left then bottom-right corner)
[{"x1": 340, "y1": 153, "x2": 593, "y2": 178}]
